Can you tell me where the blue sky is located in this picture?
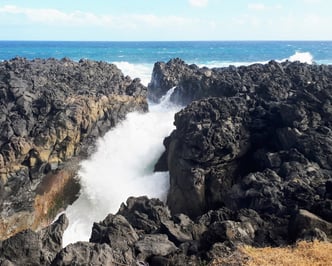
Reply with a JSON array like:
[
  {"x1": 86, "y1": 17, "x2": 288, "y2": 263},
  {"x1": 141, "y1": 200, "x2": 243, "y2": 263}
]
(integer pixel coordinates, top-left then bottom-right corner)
[{"x1": 0, "y1": 0, "x2": 331, "y2": 41}]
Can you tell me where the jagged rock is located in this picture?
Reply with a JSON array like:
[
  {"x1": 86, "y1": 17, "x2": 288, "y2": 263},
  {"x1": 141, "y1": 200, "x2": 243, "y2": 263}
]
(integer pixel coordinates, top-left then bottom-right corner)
[
  {"x1": 152, "y1": 59, "x2": 332, "y2": 228},
  {"x1": 149, "y1": 59, "x2": 332, "y2": 106},
  {"x1": 90, "y1": 214, "x2": 139, "y2": 265},
  {"x1": 201, "y1": 220, "x2": 255, "y2": 249},
  {"x1": 135, "y1": 234, "x2": 178, "y2": 260},
  {"x1": 148, "y1": 58, "x2": 189, "y2": 102},
  {"x1": 160, "y1": 215, "x2": 194, "y2": 245},
  {"x1": 118, "y1": 197, "x2": 196, "y2": 247},
  {"x1": 51, "y1": 242, "x2": 117, "y2": 266},
  {"x1": 117, "y1": 196, "x2": 171, "y2": 234},
  {"x1": 226, "y1": 170, "x2": 285, "y2": 215},
  {"x1": 197, "y1": 208, "x2": 273, "y2": 250},
  {"x1": 0, "y1": 196, "x2": 323, "y2": 266},
  {"x1": 2, "y1": 58, "x2": 332, "y2": 265},
  {"x1": 0, "y1": 57, "x2": 148, "y2": 239},
  {"x1": 0, "y1": 214, "x2": 68, "y2": 265}
]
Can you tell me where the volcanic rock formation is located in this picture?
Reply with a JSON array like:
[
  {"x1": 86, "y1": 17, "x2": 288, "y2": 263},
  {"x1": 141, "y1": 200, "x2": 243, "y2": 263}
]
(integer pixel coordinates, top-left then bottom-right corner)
[
  {"x1": 0, "y1": 57, "x2": 147, "y2": 239},
  {"x1": 150, "y1": 58, "x2": 332, "y2": 240},
  {"x1": 1, "y1": 58, "x2": 332, "y2": 265},
  {"x1": 0, "y1": 197, "x2": 265, "y2": 265}
]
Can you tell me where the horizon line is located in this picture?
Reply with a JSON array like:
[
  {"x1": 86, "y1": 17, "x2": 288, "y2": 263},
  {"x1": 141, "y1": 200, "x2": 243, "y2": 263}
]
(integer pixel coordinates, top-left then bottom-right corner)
[{"x1": 1, "y1": 39, "x2": 332, "y2": 42}]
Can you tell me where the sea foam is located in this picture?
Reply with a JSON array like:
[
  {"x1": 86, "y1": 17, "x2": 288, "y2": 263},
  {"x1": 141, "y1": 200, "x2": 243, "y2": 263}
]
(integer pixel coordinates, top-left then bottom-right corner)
[
  {"x1": 197, "y1": 51, "x2": 315, "y2": 69},
  {"x1": 62, "y1": 87, "x2": 180, "y2": 246},
  {"x1": 287, "y1": 51, "x2": 314, "y2": 64},
  {"x1": 113, "y1": 61, "x2": 153, "y2": 86}
]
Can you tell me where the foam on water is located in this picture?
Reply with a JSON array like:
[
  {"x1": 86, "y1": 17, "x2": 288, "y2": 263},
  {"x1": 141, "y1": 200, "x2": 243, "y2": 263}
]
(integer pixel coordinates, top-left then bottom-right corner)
[
  {"x1": 287, "y1": 51, "x2": 314, "y2": 64},
  {"x1": 197, "y1": 51, "x2": 315, "y2": 68}
]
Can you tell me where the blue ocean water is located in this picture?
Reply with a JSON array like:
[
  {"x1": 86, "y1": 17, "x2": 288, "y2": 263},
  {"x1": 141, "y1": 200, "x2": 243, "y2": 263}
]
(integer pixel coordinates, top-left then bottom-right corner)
[
  {"x1": 1, "y1": 41, "x2": 331, "y2": 85},
  {"x1": 1, "y1": 41, "x2": 331, "y2": 64}
]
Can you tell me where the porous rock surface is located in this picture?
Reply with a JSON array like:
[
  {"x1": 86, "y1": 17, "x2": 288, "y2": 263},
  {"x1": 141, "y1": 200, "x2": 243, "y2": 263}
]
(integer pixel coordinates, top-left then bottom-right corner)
[
  {"x1": 150, "y1": 59, "x2": 332, "y2": 246},
  {"x1": 0, "y1": 57, "x2": 147, "y2": 239},
  {"x1": 0, "y1": 197, "x2": 269, "y2": 265}
]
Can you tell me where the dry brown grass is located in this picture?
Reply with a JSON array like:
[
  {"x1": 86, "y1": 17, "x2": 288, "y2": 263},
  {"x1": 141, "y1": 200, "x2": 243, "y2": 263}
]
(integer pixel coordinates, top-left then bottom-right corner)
[{"x1": 210, "y1": 241, "x2": 332, "y2": 266}]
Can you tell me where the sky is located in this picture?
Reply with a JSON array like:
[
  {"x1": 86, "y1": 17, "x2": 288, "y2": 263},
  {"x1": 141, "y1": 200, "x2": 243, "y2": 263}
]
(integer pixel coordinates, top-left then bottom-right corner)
[{"x1": 0, "y1": 0, "x2": 331, "y2": 41}]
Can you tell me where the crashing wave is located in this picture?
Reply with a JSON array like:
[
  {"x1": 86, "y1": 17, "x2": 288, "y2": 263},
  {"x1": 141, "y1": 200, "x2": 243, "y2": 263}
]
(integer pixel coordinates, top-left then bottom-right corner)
[{"x1": 287, "y1": 51, "x2": 314, "y2": 64}]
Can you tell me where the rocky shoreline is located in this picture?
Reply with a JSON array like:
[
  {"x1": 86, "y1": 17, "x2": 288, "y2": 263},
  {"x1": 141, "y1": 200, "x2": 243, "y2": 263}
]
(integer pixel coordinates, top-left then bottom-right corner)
[
  {"x1": 0, "y1": 57, "x2": 147, "y2": 239},
  {"x1": 0, "y1": 58, "x2": 332, "y2": 265}
]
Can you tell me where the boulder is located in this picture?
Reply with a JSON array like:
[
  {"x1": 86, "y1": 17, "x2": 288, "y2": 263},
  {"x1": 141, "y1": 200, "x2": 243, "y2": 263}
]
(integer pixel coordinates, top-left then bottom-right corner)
[
  {"x1": 90, "y1": 214, "x2": 139, "y2": 265},
  {"x1": 117, "y1": 196, "x2": 171, "y2": 234},
  {"x1": 135, "y1": 234, "x2": 178, "y2": 260},
  {"x1": 51, "y1": 242, "x2": 117, "y2": 266}
]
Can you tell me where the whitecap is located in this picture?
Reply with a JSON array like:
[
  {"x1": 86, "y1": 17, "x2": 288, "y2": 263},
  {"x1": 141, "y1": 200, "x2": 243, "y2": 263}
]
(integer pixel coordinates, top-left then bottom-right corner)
[
  {"x1": 286, "y1": 51, "x2": 314, "y2": 64},
  {"x1": 112, "y1": 61, "x2": 153, "y2": 86}
]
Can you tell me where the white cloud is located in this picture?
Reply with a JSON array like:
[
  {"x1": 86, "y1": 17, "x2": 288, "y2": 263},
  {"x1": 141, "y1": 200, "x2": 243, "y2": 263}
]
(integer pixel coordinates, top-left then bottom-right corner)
[
  {"x1": 0, "y1": 5, "x2": 97, "y2": 26},
  {"x1": 0, "y1": 4, "x2": 219, "y2": 40},
  {"x1": 0, "y1": 5, "x2": 201, "y2": 29},
  {"x1": 188, "y1": 0, "x2": 209, "y2": 7}
]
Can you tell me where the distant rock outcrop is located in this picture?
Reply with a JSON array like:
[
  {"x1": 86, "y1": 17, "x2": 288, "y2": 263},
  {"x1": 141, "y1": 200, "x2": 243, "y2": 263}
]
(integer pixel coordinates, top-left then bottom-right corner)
[
  {"x1": 150, "y1": 59, "x2": 332, "y2": 242},
  {"x1": 0, "y1": 57, "x2": 148, "y2": 239}
]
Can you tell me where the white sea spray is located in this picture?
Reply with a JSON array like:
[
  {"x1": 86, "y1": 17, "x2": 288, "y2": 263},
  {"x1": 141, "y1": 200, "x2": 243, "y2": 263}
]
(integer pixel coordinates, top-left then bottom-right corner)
[{"x1": 62, "y1": 84, "x2": 180, "y2": 246}]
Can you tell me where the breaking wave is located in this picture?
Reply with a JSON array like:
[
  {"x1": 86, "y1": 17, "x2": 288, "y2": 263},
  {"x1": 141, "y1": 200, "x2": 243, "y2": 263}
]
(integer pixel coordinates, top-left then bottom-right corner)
[{"x1": 287, "y1": 51, "x2": 314, "y2": 64}]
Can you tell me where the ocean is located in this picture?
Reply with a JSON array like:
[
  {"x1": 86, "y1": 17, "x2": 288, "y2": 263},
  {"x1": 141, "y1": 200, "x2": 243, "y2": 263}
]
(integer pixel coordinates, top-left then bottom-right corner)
[
  {"x1": 1, "y1": 41, "x2": 332, "y2": 85},
  {"x1": 1, "y1": 41, "x2": 331, "y2": 246}
]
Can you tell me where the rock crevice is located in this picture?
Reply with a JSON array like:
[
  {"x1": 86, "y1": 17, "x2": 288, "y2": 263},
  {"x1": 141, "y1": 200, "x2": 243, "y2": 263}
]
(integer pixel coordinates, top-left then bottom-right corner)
[{"x1": 1, "y1": 58, "x2": 332, "y2": 265}]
